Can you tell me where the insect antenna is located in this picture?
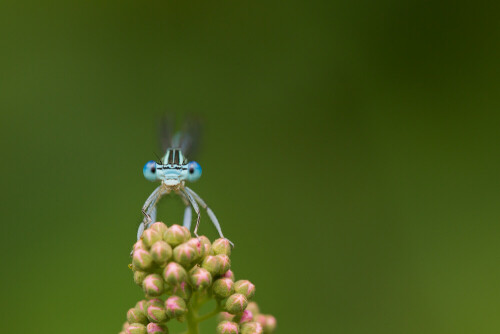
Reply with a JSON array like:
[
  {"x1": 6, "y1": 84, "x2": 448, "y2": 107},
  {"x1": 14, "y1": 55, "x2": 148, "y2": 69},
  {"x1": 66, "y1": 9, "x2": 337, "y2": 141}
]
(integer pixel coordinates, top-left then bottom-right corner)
[{"x1": 153, "y1": 152, "x2": 164, "y2": 165}]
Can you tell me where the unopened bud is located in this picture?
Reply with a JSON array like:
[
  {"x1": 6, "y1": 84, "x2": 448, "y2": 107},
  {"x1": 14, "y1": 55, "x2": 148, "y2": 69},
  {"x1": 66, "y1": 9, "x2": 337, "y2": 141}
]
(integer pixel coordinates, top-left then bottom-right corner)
[
  {"x1": 225, "y1": 293, "x2": 248, "y2": 315},
  {"x1": 149, "y1": 222, "x2": 168, "y2": 236},
  {"x1": 165, "y1": 296, "x2": 187, "y2": 319},
  {"x1": 212, "y1": 278, "x2": 234, "y2": 299},
  {"x1": 218, "y1": 312, "x2": 235, "y2": 322},
  {"x1": 199, "y1": 236, "x2": 212, "y2": 259},
  {"x1": 222, "y1": 270, "x2": 235, "y2": 281},
  {"x1": 163, "y1": 225, "x2": 189, "y2": 247},
  {"x1": 146, "y1": 302, "x2": 167, "y2": 323},
  {"x1": 134, "y1": 240, "x2": 147, "y2": 252},
  {"x1": 133, "y1": 249, "x2": 153, "y2": 271},
  {"x1": 150, "y1": 241, "x2": 172, "y2": 264},
  {"x1": 216, "y1": 254, "x2": 231, "y2": 275},
  {"x1": 135, "y1": 300, "x2": 148, "y2": 314},
  {"x1": 127, "y1": 307, "x2": 148, "y2": 325},
  {"x1": 146, "y1": 322, "x2": 168, "y2": 334},
  {"x1": 211, "y1": 238, "x2": 231, "y2": 256},
  {"x1": 239, "y1": 310, "x2": 254, "y2": 324},
  {"x1": 126, "y1": 323, "x2": 147, "y2": 334},
  {"x1": 234, "y1": 280, "x2": 255, "y2": 300},
  {"x1": 262, "y1": 315, "x2": 276, "y2": 333},
  {"x1": 171, "y1": 281, "x2": 192, "y2": 300},
  {"x1": 186, "y1": 238, "x2": 205, "y2": 261},
  {"x1": 163, "y1": 262, "x2": 188, "y2": 285},
  {"x1": 240, "y1": 321, "x2": 263, "y2": 334},
  {"x1": 142, "y1": 274, "x2": 164, "y2": 297},
  {"x1": 216, "y1": 321, "x2": 239, "y2": 334},
  {"x1": 201, "y1": 255, "x2": 222, "y2": 276},
  {"x1": 245, "y1": 302, "x2": 259, "y2": 316},
  {"x1": 173, "y1": 243, "x2": 197, "y2": 267},
  {"x1": 189, "y1": 267, "x2": 212, "y2": 291},
  {"x1": 142, "y1": 229, "x2": 162, "y2": 248}
]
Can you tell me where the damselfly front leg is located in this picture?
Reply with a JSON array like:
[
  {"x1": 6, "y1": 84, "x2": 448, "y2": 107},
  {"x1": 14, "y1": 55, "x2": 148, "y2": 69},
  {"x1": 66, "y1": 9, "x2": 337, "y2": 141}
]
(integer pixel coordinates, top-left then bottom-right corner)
[
  {"x1": 177, "y1": 190, "x2": 193, "y2": 230},
  {"x1": 185, "y1": 186, "x2": 234, "y2": 247}
]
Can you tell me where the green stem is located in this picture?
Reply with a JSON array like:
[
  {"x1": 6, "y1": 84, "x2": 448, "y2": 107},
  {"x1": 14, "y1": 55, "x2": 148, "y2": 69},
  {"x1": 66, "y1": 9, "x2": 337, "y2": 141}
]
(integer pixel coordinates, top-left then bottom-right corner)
[
  {"x1": 186, "y1": 293, "x2": 200, "y2": 334},
  {"x1": 196, "y1": 306, "x2": 221, "y2": 323}
]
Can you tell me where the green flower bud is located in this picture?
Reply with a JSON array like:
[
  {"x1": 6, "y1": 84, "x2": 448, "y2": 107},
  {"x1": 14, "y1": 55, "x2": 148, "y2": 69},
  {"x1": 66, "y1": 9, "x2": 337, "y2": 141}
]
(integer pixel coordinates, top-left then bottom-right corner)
[
  {"x1": 133, "y1": 249, "x2": 153, "y2": 271},
  {"x1": 147, "y1": 298, "x2": 163, "y2": 307},
  {"x1": 149, "y1": 222, "x2": 168, "y2": 236},
  {"x1": 127, "y1": 307, "x2": 148, "y2": 325},
  {"x1": 216, "y1": 321, "x2": 239, "y2": 334},
  {"x1": 126, "y1": 323, "x2": 147, "y2": 334},
  {"x1": 261, "y1": 315, "x2": 276, "y2": 333},
  {"x1": 222, "y1": 270, "x2": 235, "y2": 281},
  {"x1": 142, "y1": 229, "x2": 162, "y2": 248},
  {"x1": 218, "y1": 312, "x2": 235, "y2": 322},
  {"x1": 234, "y1": 280, "x2": 255, "y2": 300},
  {"x1": 186, "y1": 238, "x2": 206, "y2": 261},
  {"x1": 225, "y1": 293, "x2": 248, "y2": 315},
  {"x1": 199, "y1": 236, "x2": 212, "y2": 259},
  {"x1": 134, "y1": 239, "x2": 147, "y2": 252},
  {"x1": 240, "y1": 321, "x2": 263, "y2": 334},
  {"x1": 171, "y1": 282, "x2": 192, "y2": 300},
  {"x1": 201, "y1": 255, "x2": 222, "y2": 276},
  {"x1": 239, "y1": 310, "x2": 254, "y2": 324},
  {"x1": 216, "y1": 255, "x2": 231, "y2": 275},
  {"x1": 211, "y1": 238, "x2": 231, "y2": 256},
  {"x1": 212, "y1": 278, "x2": 234, "y2": 299},
  {"x1": 189, "y1": 267, "x2": 212, "y2": 291},
  {"x1": 123, "y1": 321, "x2": 130, "y2": 331},
  {"x1": 173, "y1": 243, "x2": 197, "y2": 267},
  {"x1": 163, "y1": 262, "x2": 188, "y2": 285},
  {"x1": 146, "y1": 322, "x2": 168, "y2": 334},
  {"x1": 245, "y1": 302, "x2": 259, "y2": 316},
  {"x1": 146, "y1": 302, "x2": 168, "y2": 323},
  {"x1": 150, "y1": 241, "x2": 172, "y2": 264},
  {"x1": 134, "y1": 271, "x2": 148, "y2": 286},
  {"x1": 163, "y1": 225, "x2": 189, "y2": 247},
  {"x1": 165, "y1": 296, "x2": 187, "y2": 319},
  {"x1": 142, "y1": 274, "x2": 164, "y2": 296},
  {"x1": 135, "y1": 300, "x2": 148, "y2": 314}
]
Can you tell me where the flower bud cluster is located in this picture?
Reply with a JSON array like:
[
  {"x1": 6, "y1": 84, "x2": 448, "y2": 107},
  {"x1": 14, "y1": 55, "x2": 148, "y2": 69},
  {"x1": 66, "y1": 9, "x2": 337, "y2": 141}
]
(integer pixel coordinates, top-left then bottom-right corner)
[{"x1": 119, "y1": 222, "x2": 276, "y2": 334}]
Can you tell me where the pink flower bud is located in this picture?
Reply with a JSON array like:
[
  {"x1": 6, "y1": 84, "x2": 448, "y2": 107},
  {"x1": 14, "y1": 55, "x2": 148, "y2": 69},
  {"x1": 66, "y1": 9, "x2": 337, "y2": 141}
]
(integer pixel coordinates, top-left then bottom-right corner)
[
  {"x1": 150, "y1": 241, "x2": 172, "y2": 264},
  {"x1": 163, "y1": 262, "x2": 187, "y2": 285},
  {"x1": 225, "y1": 293, "x2": 248, "y2": 315},
  {"x1": 202, "y1": 255, "x2": 222, "y2": 276},
  {"x1": 216, "y1": 321, "x2": 239, "y2": 334},
  {"x1": 163, "y1": 224, "x2": 189, "y2": 247},
  {"x1": 240, "y1": 321, "x2": 263, "y2": 334},
  {"x1": 189, "y1": 267, "x2": 212, "y2": 291},
  {"x1": 239, "y1": 310, "x2": 254, "y2": 324},
  {"x1": 146, "y1": 322, "x2": 167, "y2": 334},
  {"x1": 126, "y1": 323, "x2": 147, "y2": 334},
  {"x1": 211, "y1": 238, "x2": 232, "y2": 256},
  {"x1": 212, "y1": 278, "x2": 234, "y2": 299},
  {"x1": 234, "y1": 280, "x2": 255, "y2": 300},
  {"x1": 142, "y1": 274, "x2": 164, "y2": 297},
  {"x1": 216, "y1": 254, "x2": 231, "y2": 275},
  {"x1": 173, "y1": 243, "x2": 197, "y2": 267},
  {"x1": 133, "y1": 249, "x2": 153, "y2": 271},
  {"x1": 165, "y1": 295, "x2": 187, "y2": 319},
  {"x1": 142, "y1": 229, "x2": 162, "y2": 248}
]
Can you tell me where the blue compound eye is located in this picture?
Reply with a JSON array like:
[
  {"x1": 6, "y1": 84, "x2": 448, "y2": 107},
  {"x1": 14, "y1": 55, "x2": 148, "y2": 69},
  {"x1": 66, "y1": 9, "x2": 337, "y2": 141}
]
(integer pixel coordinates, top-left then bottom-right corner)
[
  {"x1": 143, "y1": 161, "x2": 157, "y2": 181},
  {"x1": 186, "y1": 161, "x2": 202, "y2": 182}
]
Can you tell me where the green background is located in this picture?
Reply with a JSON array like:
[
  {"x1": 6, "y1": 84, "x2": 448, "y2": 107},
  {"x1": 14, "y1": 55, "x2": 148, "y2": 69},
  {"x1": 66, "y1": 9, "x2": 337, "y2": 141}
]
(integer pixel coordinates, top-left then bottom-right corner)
[{"x1": 1, "y1": 1, "x2": 499, "y2": 333}]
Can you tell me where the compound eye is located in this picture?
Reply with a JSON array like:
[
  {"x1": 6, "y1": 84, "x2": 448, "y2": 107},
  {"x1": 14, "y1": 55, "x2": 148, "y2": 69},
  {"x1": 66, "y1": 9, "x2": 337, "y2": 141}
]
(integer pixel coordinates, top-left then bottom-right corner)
[
  {"x1": 143, "y1": 161, "x2": 157, "y2": 181},
  {"x1": 187, "y1": 161, "x2": 202, "y2": 182}
]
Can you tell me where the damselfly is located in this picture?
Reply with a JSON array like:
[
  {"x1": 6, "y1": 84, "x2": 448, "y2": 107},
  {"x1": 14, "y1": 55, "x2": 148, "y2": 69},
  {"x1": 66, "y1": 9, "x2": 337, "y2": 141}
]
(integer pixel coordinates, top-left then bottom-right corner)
[{"x1": 137, "y1": 116, "x2": 233, "y2": 246}]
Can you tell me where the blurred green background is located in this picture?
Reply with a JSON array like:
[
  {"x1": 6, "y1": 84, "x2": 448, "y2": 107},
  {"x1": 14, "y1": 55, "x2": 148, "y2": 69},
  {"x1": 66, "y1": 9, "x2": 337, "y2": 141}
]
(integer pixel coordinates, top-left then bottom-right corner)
[{"x1": 1, "y1": 1, "x2": 499, "y2": 333}]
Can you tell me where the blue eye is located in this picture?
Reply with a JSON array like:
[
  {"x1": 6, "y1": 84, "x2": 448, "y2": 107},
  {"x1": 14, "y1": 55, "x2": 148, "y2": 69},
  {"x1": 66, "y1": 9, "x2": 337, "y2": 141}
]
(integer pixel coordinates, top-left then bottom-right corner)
[
  {"x1": 186, "y1": 161, "x2": 202, "y2": 182},
  {"x1": 143, "y1": 161, "x2": 157, "y2": 181}
]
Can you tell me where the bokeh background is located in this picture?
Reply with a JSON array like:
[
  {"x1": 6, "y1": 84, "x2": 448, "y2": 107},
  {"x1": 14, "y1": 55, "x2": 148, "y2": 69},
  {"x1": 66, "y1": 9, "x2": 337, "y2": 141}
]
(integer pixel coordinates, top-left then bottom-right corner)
[{"x1": 1, "y1": 1, "x2": 499, "y2": 333}]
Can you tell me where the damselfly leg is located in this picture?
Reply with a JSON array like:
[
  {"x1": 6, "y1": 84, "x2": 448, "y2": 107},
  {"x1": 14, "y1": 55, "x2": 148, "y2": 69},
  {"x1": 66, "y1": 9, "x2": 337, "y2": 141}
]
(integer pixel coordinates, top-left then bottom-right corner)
[{"x1": 185, "y1": 187, "x2": 234, "y2": 247}]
